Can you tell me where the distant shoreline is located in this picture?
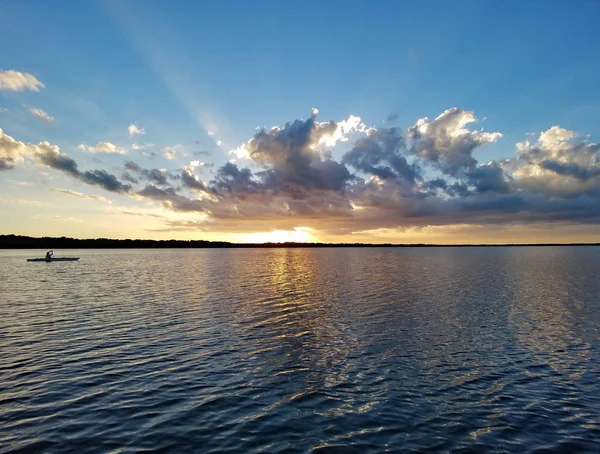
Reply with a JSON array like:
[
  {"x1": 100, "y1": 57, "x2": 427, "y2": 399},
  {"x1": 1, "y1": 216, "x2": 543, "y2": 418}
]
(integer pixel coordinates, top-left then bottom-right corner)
[{"x1": 1, "y1": 234, "x2": 599, "y2": 249}]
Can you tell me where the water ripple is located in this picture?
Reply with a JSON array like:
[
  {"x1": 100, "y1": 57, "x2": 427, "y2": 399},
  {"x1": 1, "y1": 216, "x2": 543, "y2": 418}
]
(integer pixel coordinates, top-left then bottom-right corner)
[{"x1": 2, "y1": 247, "x2": 600, "y2": 452}]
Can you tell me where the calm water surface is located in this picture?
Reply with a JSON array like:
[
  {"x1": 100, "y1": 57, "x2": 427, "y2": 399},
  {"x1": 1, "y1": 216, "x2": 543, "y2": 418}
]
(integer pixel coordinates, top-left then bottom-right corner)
[{"x1": 1, "y1": 247, "x2": 600, "y2": 453}]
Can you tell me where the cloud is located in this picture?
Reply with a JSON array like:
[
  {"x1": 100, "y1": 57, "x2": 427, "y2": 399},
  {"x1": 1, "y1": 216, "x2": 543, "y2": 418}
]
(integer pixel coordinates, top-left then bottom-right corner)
[
  {"x1": 0, "y1": 197, "x2": 44, "y2": 206},
  {"x1": 131, "y1": 142, "x2": 153, "y2": 150},
  {"x1": 138, "y1": 184, "x2": 209, "y2": 213},
  {"x1": 181, "y1": 168, "x2": 206, "y2": 191},
  {"x1": 5, "y1": 108, "x2": 600, "y2": 237},
  {"x1": 31, "y1": 214, "x2": 83, "y2": 223},
  {"x1": 385, "y1": 112, "x2": 399, "y2": 123},
  {"x1": 343, "y1": 127, "x2": 417, "y2": 184},
  {"x1": 0, "y1": 127, "x2": 26, "y2": 170},
  {"x1": 128, "y1": 123, "x2": 145, "y2": 136},
  {"x1": 131, "y1": 110, "x2": 600, "y2": 237},
  {"x1": 407, "y1": 108, "x2": 502, "y2": 176},
  {"x1": 77, "y1": 142, "x2": 127, "y2": 154},
  {"x1": 0, "y1": 70, "x2": 44, "y2": 92},
  {"x1": 34, "y1": 143, "x2": 131, "y2": 193},
  {"x1": 228, "y1": 112, "x2": 355, "y2": 195},
  {"x1": 123, "y1": 160, "x2": 170, "y2": 185},
  {"x1": 511, "y1": 126, "x2": 600, "y2": 198},
  {"x1": 29, "y1": 108, "x2": 55, "y2": 124},
  {"x1": 146, "y1": 220, "x2": 209, "y2": 232},
  {"x1": 162, "y1": 146, "x2": 176, "y2": 160},
  {"x1": 1, "y1": 128, "x2": 132, "y2": 194},
  {"x1": 51, "y1": 188, "x2": 111, "y2": 203}
]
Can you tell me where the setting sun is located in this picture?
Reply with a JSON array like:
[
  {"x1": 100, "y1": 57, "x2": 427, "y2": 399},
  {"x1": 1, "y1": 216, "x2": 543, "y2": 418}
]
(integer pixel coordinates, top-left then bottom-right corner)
[{"x1": 245, "y1": 227, "x2": 314, "y2": 243}]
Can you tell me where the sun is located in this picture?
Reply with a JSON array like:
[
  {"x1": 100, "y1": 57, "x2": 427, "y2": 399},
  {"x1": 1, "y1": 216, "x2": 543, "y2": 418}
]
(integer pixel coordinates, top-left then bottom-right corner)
[{"x1": 245, "y1": 227, "x2": 314, "y2": 244}]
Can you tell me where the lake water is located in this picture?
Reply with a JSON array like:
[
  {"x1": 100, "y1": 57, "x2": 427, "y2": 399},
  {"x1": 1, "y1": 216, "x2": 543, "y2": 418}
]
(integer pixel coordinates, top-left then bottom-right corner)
[{"x1": 1, "y1": 247, "x2": 600, "y2": 453}]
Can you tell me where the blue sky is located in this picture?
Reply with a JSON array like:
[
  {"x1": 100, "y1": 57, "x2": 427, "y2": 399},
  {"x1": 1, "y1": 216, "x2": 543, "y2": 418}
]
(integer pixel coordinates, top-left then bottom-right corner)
[{"x1": 1, "y1": 0, "x2": 600, "y2": 243}]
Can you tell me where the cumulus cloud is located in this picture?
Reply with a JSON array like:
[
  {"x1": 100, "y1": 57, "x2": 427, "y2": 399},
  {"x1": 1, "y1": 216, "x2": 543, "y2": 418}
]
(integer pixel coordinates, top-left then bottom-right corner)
[
  {"x1": 228, "y1": 113, "x2": 354, "y2": 195},
  {"x1": 29, "y1": 108, "x2": 54, "y2": 124},
  {"x1": 181, "y1": 161, "x2": 207, "y2": 191},
  {"x1": 5, "y1": 108, "x2": 600, "y2": 237},
  {"x1": 0, "y1": 127, "x2": 26, "y2": 170},
  {"x1": 0, "y1": 70, "x2": 44, "y2": 91},
  {"x1": 343, "y1": 127, "x2": 417, "y2": 184},
  {"x1": 407, "y1": 108, "x2": 502, "y2": 176},
  {"x1": 128, "y1": 123, "x2": 145, "y2": 136},
  {"x1": 77, "y1": 142, "x2": 127, "y2": 154},
  {"x1": 511, "y1": 126, "x2": 600, "y2": 198}
]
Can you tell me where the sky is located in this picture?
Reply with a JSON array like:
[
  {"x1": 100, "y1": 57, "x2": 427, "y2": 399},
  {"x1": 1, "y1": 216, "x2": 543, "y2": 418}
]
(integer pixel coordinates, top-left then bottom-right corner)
[{"x1": 1, "y1": 0, "x2": 600, "y2": 244}]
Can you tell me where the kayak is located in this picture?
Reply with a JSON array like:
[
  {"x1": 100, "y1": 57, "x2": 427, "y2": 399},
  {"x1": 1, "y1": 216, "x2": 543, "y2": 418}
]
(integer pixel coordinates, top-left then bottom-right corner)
[{"x1": 27, "y1": 258, "x2": 80, "y2": 262}]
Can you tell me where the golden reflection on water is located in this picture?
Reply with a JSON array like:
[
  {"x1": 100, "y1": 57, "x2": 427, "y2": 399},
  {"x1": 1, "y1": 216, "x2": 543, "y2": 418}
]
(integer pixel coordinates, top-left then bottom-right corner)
[
  {"x1": 506, "y1": 248, "x2": 590, "y2": 378},
  {"x1": 3, "y1": 248, "x2": 600, "y2": 451}
]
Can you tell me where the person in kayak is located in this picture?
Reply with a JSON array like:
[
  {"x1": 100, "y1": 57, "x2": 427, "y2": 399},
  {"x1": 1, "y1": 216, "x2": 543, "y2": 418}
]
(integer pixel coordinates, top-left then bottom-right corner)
[{"x1": 45, "y1": 250, "x2": 53, "y2": 260}]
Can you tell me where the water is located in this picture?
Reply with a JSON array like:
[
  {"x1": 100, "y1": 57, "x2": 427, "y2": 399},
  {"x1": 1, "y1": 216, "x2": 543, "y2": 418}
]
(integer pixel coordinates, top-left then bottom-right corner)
[{"x1": 1, "y1": 247, "x2": 600, "y2": 453}]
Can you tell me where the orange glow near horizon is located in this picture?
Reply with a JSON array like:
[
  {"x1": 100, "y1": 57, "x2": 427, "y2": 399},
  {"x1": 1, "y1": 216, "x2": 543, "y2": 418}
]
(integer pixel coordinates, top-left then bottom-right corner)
[{"x1": 245, "y1": 227, "x2": 315, "y2": 244}]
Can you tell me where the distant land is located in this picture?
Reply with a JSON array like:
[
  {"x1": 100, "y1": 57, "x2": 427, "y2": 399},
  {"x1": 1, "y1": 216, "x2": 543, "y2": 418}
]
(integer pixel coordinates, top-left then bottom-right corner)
[{"x1": 1, "y1": 234, "x2": 599, "y2": 249}]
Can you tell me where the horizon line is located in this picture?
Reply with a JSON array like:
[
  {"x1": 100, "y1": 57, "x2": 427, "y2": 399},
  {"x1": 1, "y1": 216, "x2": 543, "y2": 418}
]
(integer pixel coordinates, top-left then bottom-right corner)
[{"x1": 1, "y1": 234, "x2": 599, "y2": 248}]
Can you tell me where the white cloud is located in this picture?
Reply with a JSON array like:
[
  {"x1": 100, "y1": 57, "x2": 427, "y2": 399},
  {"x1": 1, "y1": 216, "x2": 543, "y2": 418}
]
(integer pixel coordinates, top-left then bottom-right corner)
[
  {"x1": 51, "y1": 188, "x2": 111, "y2": 203},
  {"x1": 162, "y1": 146, "x2": 176, "y2": 160},
  {"x1": 229, "y1": 112, "x2": 369, "y2": 161},
  {"x1": 131, "y1": 142, "x2": 153, "y2": 150},
  {"x1": 77, "y1": 142, "x2": 127, "y2": 154},
  {"x1": 207, "y1": 130, "x2": 214, "y2": 137},
  {"x1": 512, "y1": 126, "x2": 600, "y2": 198},
  {"x1": 0, "y1": 127, "x2": 28, "y2": 169},
  {"x1": 316, "y1": 115, "x2": 367, "y2": 147},
  {"x1": 29, "y1": 108, "x2": 54, "y2": 124},
  {"x1": 0, "y1": 197, "x2": 44, "y2": 206},
  {"x1": 128, "y1": 123, "x2": 145, "y2": 136},
  {"x1": 407, "y1": 107, "x2": 502, "y2": 176},
  {"x1": 7, "y1": 180, "x2": 32, "y2": 187},
  {"x1": 0, "y1": 70, "x2": 44, "y2": 92},
  {"x1": 31, "y1": 214, "x2": 83, "y2": 223},
  {"x1": 184, "y1": 160, "x2": 204, "y2": 173}
]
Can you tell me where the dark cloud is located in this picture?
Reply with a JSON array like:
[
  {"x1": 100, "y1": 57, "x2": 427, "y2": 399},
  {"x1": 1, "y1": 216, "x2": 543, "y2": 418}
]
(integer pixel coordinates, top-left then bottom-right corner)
[
  {"x1": 343, "y1": 127, "x2": 417, "y2": 184},
  {"x1": 122, "y1": 172, "x2": 139, "y2": 184},
  {"x1": 36, "y1": 145, "x2": 80, "y2": 176},
  {"x1": 464, "y1": 162, "x2": 511, "y2": 194},
  {"x1": 124, "y1": 161, "x2": 141, "y2": 172},
  {"x1": 0, "y1": 157, "x2": 15, "y2": 170},
  {"x1": 210, "y1": 162, "x2": 258, "y2": 194},
  {"x1": 181, "y1": 168, "x2": 206, "y2": 191},
  {"x1": 138, "y1": 185, "x2": 208, "y2": 213},
  {"x1": 123, "y1": 160, "x2": 169, "y2": 186},
  {"x1": 34, "y1": 144, "x2": 131, "y2": 193},
  {"x1": 539, "y1": 160, "x2": 600, "y2": 181},
  {"x1": 80, "y1": 169, "x2": 132, "y2": 193},
  {"x1": 238, "y1": 116, "x2": 353, "y2": 194}
]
